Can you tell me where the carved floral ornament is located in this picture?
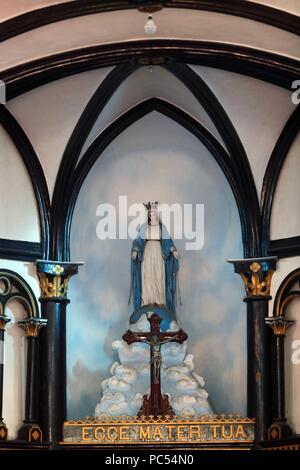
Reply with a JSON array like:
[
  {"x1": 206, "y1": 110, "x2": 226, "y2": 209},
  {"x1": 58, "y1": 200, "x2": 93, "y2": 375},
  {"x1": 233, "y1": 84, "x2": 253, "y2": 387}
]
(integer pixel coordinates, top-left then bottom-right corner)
[
  {"x1": 240, "y1": 266, "x2": 274, "y2": 297},
  {"x1": 265, "y1": 316, "x2": 294, "y2": 337},
  {"x1": 37, "y1": 272, "x2": 70, "y2": 299},
  {"x1": 227, "y1": 257, "x2": 277, "y2": 298}
]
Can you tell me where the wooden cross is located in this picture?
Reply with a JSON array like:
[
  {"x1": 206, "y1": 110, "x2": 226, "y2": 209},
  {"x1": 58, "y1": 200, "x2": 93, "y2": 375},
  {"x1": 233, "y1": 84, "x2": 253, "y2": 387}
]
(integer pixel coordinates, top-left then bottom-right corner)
[{"x1": 122, "y1": 313, "x2": 188, "y2": 418}]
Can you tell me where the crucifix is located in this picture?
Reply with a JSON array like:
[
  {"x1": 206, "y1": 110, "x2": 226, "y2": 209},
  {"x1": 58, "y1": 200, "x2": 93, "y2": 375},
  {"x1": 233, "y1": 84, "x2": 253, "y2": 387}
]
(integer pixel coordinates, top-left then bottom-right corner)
[{"x1": 122, "y1": 313, "x2": 188, "y2": 418}]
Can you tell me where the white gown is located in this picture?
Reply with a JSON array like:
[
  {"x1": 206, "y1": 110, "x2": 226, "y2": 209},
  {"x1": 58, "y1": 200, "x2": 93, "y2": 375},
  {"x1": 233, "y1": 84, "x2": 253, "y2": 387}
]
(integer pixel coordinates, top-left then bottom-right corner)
[{"x1": 141, "y1": 224, "x2": 165, "y2": 306}]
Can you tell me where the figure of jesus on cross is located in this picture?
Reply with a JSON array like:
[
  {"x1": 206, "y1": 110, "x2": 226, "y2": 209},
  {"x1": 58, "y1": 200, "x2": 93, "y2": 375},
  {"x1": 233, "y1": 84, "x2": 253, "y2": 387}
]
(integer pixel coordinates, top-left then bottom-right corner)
[{"x1": 123, "y1": 313, "x2": 188, "y2": 418}]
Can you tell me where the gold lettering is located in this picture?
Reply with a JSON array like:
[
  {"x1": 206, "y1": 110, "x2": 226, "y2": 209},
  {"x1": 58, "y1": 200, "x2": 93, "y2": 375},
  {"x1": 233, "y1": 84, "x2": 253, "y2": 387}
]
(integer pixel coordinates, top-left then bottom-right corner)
[
  {"x1": 82, "y1": 426, "x2": 92, "y2": 441},
  {"x1": 107, "y1": 426, "x2": 118, "y2": 440},
  {"x1": 119, "y1": 426, "x2": 130, "y2": 440},
  {"x1": 94, "y1": 426, "x2": 106, "y2": 441},
  {"x1": 166, "y1": 425, "x2": 176, "y2": 439},
  {"x1": 152, "y1": 426, "x2": 163, "y2": 440},
  {"x1": 189, "y1": 425, "x2": 201, "y2": 440},
  {"x1": 210, "y1": 425, "x2": 221, "y2": 439},
  {"x1": 235, "y1": 425, "x2": 247, "y2": 439},
  {"x1": 177, "y1": 426, "x2": 187, "y2": 440},
  {"x1": 221, "y1": 425, "x2": 233, "y2": 439},
  {"x1": 139, "y1": 426, "x2": 151, "y2": 440}
]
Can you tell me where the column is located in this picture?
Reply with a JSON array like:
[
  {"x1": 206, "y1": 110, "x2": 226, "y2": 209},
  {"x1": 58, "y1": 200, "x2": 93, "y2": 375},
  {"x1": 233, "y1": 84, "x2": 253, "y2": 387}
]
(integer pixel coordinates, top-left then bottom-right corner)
[
  {"x1": 18, "y1": 317, "x2": 47, "y2": 443},
  {"x1": 36, "y1": 260, "x2": 83, "y2": 447},
  {"x1": 265, "y1": 316, "x2": 294, "y2": 440},
  {"x1": 0, "y1": 314, "x2": 10, "y2": 441},
  {"x1": 228, "y1": 256, "x2": 277, "y2": 442}
]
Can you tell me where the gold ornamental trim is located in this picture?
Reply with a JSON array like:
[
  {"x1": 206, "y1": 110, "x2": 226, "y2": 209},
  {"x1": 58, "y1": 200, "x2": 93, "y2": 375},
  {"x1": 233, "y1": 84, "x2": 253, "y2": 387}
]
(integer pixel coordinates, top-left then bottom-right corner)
[
  {"x1": 265, "y1": 316, "x2": 294, "y2": 337},
  {"x1": 63, "y1": 415, "x2": 255, "y2": 445},
  {"x1": 18, "y1": 318, "x2": 47, "y2": 337},
  {"x1": 240, "y1": 270, "x2": 274, "y2": 297},
  {"x1": 0, "y1": 315, "x2": 10, "y2": 331},
  {"x1": 37, "y1": 272, "x2": 71, "y2": 299},
  {"x1": 65, "y1": 414, "x2": 255, "y2": 425}
]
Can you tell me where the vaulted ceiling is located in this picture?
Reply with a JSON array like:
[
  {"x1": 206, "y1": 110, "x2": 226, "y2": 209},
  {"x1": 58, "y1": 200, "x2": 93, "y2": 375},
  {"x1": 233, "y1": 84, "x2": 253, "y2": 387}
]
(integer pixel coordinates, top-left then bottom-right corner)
[{"x1": 0, "y1": 0, "x2": 299, "y2": 74}]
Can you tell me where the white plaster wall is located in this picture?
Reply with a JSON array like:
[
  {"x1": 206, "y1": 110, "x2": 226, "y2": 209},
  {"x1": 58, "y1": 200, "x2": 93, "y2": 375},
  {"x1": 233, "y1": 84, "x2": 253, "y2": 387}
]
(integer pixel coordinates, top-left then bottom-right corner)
[
  {"x1": 285, "y1": 294, "x2": 300, "y2": 434},
  {"x1": 79, "y1": 66, "x2": 224, "y2": 159},
  {"x1": 0, "y1": 1, "x2": 73, "y2": 21},
  {"x1": 0, "y1": 124, "x2": 40, "y2": 241},
  {"x1": 0, "y1": 260, "x2": 40, "y2": 440},
  {"x1": 1, "y1": 1, "x2": 299, "y2": 22},
  {"x1": 1, "y1": 9, "x2": 299, "y2": 72},
  {"x1": 191, "y1": 65, "x2": 295, "y2": 197},
  {"x1": 7, "y1": 68, "x2": 113, "y2": 198},
  {"x1": 270, "y1": 130, "x2": 300, "y2": 240}
]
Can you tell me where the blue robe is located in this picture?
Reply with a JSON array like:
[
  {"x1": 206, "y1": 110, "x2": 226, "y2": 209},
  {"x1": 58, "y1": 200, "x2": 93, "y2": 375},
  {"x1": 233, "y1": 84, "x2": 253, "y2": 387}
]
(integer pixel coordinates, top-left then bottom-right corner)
[{"x1": 130, "y1": 223, "x2": 179, "y2": 314}]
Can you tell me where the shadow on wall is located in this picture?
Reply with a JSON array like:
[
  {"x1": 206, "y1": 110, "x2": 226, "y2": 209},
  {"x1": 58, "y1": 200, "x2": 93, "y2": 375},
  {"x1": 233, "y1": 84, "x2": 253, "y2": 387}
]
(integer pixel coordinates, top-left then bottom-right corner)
[{"x1": 67, "y1": 361, "x2": 106, "y2": 420}]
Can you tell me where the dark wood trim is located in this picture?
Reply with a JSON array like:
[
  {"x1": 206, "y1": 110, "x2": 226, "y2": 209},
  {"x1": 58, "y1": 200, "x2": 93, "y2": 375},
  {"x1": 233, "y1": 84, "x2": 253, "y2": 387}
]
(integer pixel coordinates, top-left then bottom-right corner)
[
  {"x1": 0, "y1": 0, "x2": 299, "y2": 43},
  {"x1": 273, "y1": 267, "x2": 300, "y2": 318},
  {"x1": 56, "y1": 98, "x2": 255, "y2": 260},
  {"x1": 261, "y1": 105, "x2": 300, "y2": 257},
  {"x1": 1, "y1": 40, "x2": 299, "y2": 101},
  {"x1": 0, "y1": 239, "x2": 42, "y2": 262},
  {"x1": 165, "y1": 62, "x2": 260, "y2": 256},
  {"x1": 0, "y1": 106, "x2": 51, "y2": 259},
  {"x1": 51, "y1": 63, "x2": 139, "y2": 260},
  {"x1": 269, "y1": 236, "x2": 300, "y2": 259},
  {"x1": 260, "y1": 434, "x2": 300, "y2": 450}
]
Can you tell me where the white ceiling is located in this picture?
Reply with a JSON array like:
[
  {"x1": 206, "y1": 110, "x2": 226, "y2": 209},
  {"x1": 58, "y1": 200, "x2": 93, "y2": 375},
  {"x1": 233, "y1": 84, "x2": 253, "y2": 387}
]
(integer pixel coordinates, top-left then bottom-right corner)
[
  {"x1": 0, "y1": 7, "x2": 299, "y2": 72},
  {"x1": 0, "y1": 0, "x2": 299, "y2": 22}
]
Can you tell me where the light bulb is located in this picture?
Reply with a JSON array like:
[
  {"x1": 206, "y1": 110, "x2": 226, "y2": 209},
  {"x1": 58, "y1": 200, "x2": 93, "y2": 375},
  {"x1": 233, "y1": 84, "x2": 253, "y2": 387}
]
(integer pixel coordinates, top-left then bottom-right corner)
[{"x1": 144, "y1": 15, "x2": 157, "y2": 35}]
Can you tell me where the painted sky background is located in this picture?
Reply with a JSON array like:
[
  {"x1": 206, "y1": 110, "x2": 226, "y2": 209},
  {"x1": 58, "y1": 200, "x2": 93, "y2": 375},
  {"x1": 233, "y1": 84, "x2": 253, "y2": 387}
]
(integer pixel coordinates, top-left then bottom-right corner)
[{"x1": 67, "y1": 112, "x2": 247, "y2": 419}]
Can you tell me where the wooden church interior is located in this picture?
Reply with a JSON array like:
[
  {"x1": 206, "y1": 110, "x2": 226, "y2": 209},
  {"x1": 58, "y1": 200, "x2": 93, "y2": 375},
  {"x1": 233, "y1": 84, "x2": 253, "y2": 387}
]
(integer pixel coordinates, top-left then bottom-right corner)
[{"x1": 0, "y1": 0, "x2": 300, "y2": 451}]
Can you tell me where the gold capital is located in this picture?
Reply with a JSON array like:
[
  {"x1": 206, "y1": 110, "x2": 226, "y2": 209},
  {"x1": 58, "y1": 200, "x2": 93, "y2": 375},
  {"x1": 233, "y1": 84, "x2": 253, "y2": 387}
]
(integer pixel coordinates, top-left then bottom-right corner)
[
  {"x1": 37, "y1": 272, "x2": 72, "y2": 299},
  {"x1": 0, "y1": 315, "x2": 10, "y2": 331},
  {"x1": 265, "y1": 316, "x2": 294, "y2": 336},
  {"x1": 18, "y1": 317, "x2": 47, "y2": 337}
]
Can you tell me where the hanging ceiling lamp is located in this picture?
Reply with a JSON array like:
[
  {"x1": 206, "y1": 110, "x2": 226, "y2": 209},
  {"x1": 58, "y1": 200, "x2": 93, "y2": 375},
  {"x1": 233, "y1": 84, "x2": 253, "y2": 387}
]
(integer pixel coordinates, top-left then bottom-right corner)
[
  {"x1": 144, "y1": 14, "x2": 158, "y2": 35},
  {"x1": 134, "y1": 1, "x2": 166, "y2": 35}
]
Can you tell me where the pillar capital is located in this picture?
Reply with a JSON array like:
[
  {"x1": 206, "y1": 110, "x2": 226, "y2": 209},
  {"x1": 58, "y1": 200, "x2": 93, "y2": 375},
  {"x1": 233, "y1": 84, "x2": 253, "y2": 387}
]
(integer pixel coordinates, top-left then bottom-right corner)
[
  {"x1": 228, "y1": 256, "x2": 277, "y2": 300},
  {"x1": 0, "y1": 315, "x2": 10, "y2": 331},
  {"x1": 18, "y1": 317, "x2": 47, "y2": 337},
  {"x1": 35, "y1": 260, "x2": 83, "y2": 301},
  {"x1": 265, "y1": 316, "x2": 294, "y2": 337}
]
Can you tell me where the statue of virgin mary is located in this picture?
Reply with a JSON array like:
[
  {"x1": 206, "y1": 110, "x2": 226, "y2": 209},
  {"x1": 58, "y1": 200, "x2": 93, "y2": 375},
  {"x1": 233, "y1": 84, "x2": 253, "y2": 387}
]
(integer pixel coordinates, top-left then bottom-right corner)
[{"x1": 130, "y1": 202, "x2": 179, "y2": 314}]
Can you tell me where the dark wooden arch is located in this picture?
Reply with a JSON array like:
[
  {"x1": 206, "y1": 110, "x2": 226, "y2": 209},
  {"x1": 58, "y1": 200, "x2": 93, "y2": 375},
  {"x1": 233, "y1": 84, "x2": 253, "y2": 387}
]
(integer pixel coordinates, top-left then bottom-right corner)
[
  {"x1": 51, "y1": 63, "x2": 139, "y2": 259},
  {"x1": 261, "y1": 105, "x2": 300, "y2": 257},
  {"x1": 0, "y1": 105, "x2": 51, "y2": 259},
  {"x1": 1, "y1": 40, "x2": 299, "y2": 100},
  {"x1": 165, "y1": 62, "x2": 260, "y2": 255},
  {"x1": 54, "y1": 98, "x2": 257, "y2": 260},
  {"x1": 0, "y1": 0, "x2": 299, "y2": 42},
  {"x1": 52, "y1": 62, "x2": 260, "y2": 258},
  {"x1": 273, "y1": 267, "x2": 300, "y2": 318}
]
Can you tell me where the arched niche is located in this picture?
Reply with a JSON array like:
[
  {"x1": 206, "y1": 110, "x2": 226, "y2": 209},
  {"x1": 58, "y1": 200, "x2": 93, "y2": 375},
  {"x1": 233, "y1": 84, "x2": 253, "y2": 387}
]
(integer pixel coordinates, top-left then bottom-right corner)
[
  {"x1": 0, "y1": 124, "x2": 39, "y2": 242},
  {"x1": 285, "y1": 296, "x2": 300, "y2": 434},
  {"x1": 0, "y1": 259, "x2": 40, "y2": 440},
  {"x1": 67, "y1": 110, "x2": 246, "y2": 419}
]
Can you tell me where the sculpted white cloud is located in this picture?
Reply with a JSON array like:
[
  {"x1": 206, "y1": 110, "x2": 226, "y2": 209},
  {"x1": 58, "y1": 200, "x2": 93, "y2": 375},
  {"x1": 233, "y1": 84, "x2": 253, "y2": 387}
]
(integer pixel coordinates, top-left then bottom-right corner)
[{"x1": 94, "y1": 321, "x2": 213, "y2": 418}]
